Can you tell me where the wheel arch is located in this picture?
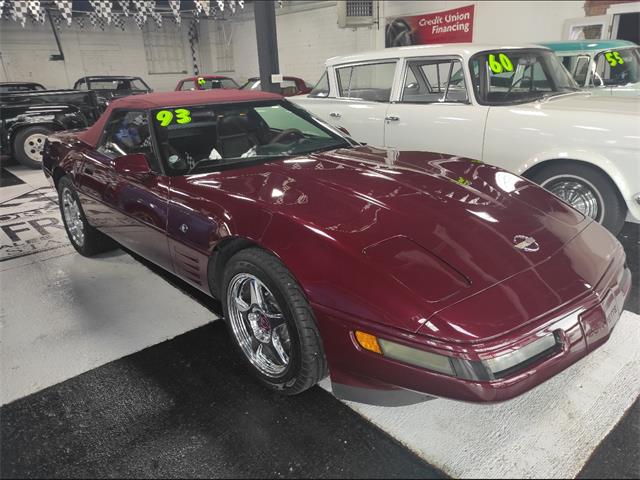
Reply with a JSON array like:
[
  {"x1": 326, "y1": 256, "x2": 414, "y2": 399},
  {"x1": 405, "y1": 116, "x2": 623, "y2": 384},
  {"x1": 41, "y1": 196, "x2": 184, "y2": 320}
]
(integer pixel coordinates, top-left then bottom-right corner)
[
  {"x1": 207, "y1": 236, "x2": 264, "y2": 299},
  {"x1": 521, "y1": 157, "x2": 627, "y2": 208}
]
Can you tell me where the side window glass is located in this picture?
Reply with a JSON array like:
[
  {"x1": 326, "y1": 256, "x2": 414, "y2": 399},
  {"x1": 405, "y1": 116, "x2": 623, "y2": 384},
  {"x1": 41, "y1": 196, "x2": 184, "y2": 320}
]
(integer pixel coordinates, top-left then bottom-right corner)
[
  {"x1": 280, "y1": 79, "x2": 298, "y2": 96},
  {"x1": 573, "y1": 56, "x2": 590, "y2": 85},
  {"x1": 181, "y1": 80, "x2": 195, "y2": 91},
  {"x1": 98, "y1": 111, "x2": 159, "y2": 171},
  {"x1": 336, "y1": 62, "x2": 396, "y2": 102},
  {"x1": 309, "y1": 71, "x2": 330, "y2": 98},
  {"x1": 401, "y1": 59, "x2": 468, "y2": 103},
  {"x1": 77, "y1": 81, "x2": 88, "y2": 90}
]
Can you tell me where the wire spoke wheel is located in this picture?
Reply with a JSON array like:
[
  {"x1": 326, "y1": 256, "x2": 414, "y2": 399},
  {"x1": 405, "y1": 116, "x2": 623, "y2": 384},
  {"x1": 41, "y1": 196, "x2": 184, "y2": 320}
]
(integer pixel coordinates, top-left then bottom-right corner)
[
  {"x1": 227, "y1": 273, "x2": 291, "y2": 378},
  {"x1": 541, "y1": 175, "x2": 603, "y2": 221}
]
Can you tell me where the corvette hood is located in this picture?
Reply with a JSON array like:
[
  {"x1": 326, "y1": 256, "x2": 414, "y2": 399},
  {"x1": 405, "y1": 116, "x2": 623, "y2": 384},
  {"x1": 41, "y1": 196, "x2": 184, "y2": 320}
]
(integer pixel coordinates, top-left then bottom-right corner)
[{"x1": 269, "y1": 146, "x2": 587, "y2": 289}]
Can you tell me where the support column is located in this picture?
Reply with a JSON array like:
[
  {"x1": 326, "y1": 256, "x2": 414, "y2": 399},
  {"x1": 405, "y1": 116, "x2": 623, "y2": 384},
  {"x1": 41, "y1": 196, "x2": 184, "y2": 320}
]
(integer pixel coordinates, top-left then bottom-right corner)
[{"x1": 254, "y1": 0, "x2": 280, "y2": 93}]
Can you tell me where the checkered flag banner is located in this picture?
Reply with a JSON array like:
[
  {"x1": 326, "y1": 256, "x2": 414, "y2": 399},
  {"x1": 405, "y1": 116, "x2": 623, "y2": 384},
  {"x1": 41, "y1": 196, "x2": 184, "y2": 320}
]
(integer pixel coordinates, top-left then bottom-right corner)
[
  {"x1": 10, "y1": 1, "x2": 29, "y2": 27},
  {"x1": 0, "y1": 0, "x2": 5, "y2": 18},
  {"x1": 194, "y1": 0, "x2": 209, "y2": 16},
  {"x1": 88, "y1": 10, "x2": 106, "y2": 30},
  {"x1": 89, "y1": 0, "x2": 112, "y2": 24},
  {"x1": 112, "y1": 13, "x2": 126, "y2": 30},
  {"x1": 131, "y1": 0, "x2": 147, "y2": 27},
  {"x1": 188, "y1": 18, "x2": 200, "y2": 75},
  {"x1": 27, "y1": 0, "x2": 45, "y2": 24},
  {"x1": 76, "y1": 13, "x2": 85, "y2": 29},
  {"x1": 54, "y1": 0, "x2": 72, "y2": 25},
  {"x1": 117, "y1": 0, "x2": 130, "y2": 16},
  {"x1": 168, "y1": 0, "x2": 180, "y2": 24},
  {"x1": 238, "y1": 0, "x2": 244, "y2": 8}
]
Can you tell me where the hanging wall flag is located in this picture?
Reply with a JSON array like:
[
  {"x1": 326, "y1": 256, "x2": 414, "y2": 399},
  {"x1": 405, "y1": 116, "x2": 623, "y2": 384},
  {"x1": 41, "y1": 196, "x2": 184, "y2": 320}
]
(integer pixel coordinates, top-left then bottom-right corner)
[
  {"x1": 217, "y1": 0, "x2": 224, "y2": 11},
  {"x1": 89, "y1": 0, "x2": 113, "y2": 24},
  {"x1": 131, "y1": 0, "x2": 147, "y2": 28},
  {"x1": 227, "y1": 0, "x2": 235, "y2": 14},
  {"x1": 11, "y1": 1, "x2": 29, "y2": 27},
  {"x1": 112, "y1": 13, "x2": 126, "y2": 30},
  {"x1": 26, "y1": 0, "x2": 45, "y2": 24},
  {"x1": 54, "y1": 0, "x2": 73, "y2": 25},
  {"x1": 88, "y1": 10, "x2": 106, "y2": 30},
  {"x1": 0, "y1": 0, "x2": 5, "y2": 18},
  {"x1": 238, "y1": 0, "x2": 244, "y2": 9},
  {"x1": 168, "y1": 0, "x2": 181, "y2": 24},
  {"x1": 117, "y1": 0, "x2": 130, "y2": 16},
  {"x1": 194, "y1": 0, "x2": 209, "y2": 17}
]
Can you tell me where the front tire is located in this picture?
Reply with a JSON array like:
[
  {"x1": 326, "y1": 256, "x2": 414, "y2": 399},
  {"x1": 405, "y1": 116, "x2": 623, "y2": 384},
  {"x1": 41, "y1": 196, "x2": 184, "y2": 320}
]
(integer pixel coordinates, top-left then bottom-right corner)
[
  {"x1": 13, "y1": 126, "x2": 52, "y2": 169},
  {"x1": 221, "y1": 248, "x2": 327, "y2": 395},
  {"x1": 530, "y1": 163, "x2": 626, "y2": 235},
  {"x1": 57, "y1": 176, "x2": 117, "y2": 256}
]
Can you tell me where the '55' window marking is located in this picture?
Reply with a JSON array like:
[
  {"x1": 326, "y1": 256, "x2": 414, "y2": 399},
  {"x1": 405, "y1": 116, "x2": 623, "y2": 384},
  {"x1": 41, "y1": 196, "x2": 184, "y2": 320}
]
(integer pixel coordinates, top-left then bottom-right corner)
[
  {"x1": 604, "y1": 51, "x2": 625, "y2": 67},
  {"x1": 155, "y1": 108, "x2": 192, "y2": 127},
  {"x1": 488, "y1": 53, "x2": 514, "y2": 74}
]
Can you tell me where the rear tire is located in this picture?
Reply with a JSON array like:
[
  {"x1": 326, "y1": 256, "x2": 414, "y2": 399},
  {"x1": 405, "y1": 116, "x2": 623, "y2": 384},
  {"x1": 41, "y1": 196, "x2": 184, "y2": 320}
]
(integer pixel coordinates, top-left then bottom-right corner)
[
  {"x1": 13, "y1": 126, "x2": 52, "y2": 169},
  {"x1": 530, "y1": 163, "x2": 626, "y2": 235},
  {"x1": 57, "y1": 176, "x2": 117, "y2": 257},
  {"x1": 221, "y1": 247, "x2": 328, "y2": 395}
]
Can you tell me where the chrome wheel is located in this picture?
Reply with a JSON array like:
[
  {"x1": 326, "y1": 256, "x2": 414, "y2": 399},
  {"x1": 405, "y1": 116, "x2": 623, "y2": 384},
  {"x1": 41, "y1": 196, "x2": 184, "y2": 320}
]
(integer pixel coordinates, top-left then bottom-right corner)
[
  {"x1": 227, "y1": 273, "x2": 291, "y2": 377},
  {"x1": 541, "y1": 175, "x2": 603, "y2": 221},
  {"x1": 62, "y1": 188, "x2": 85, "y2": 247},
  {"x1": 23, "y1": 133, "x2": 46, "y2": 163}
]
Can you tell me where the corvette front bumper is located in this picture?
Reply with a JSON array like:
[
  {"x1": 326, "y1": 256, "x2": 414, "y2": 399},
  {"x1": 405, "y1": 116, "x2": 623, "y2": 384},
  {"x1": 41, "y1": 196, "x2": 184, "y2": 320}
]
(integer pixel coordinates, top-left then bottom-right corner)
[{"x1": 315, "y1": 248, "x2": 631, "y2": 406}]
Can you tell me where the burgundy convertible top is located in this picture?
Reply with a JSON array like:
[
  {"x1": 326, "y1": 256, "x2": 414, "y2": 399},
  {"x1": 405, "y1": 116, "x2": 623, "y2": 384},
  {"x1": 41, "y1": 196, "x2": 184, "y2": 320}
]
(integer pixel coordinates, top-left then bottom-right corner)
[{"x1": 78, "y1": 89, "x2": 283, "y2": 148}]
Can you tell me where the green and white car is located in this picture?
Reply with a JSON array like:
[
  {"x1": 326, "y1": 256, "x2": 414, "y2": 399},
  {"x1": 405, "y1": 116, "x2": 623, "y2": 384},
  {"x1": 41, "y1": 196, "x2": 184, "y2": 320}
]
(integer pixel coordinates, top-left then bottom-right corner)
[{"x1": 540, "y1": 40, "x2": 639, "y2": 97}]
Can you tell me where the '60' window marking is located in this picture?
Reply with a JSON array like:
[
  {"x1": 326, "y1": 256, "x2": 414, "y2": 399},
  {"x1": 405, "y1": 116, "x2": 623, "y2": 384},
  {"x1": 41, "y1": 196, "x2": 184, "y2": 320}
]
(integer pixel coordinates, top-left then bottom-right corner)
[
  {"x1": 488, "y1": 53, "x2": 514, "y2": 74},
  {"x1": 155, "y1": 108, "x2": 192, "y2": 127},
  {"x1": 604, "y1": 51, "x2": 625, "y2": 67}
]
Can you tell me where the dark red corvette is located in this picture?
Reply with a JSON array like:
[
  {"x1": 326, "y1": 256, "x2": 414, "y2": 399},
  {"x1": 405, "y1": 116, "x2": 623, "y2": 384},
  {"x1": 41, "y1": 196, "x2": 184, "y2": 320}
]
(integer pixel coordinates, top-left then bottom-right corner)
[{"x1": 42, "y1": 90, "x2": 631, "y2": 405}]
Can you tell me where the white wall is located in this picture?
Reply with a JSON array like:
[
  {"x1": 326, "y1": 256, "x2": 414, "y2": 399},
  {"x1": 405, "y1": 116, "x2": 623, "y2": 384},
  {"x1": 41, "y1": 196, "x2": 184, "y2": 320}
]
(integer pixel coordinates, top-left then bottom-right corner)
[{"x1": 0, "y1": 17, "x2": 194, "y2": 91}]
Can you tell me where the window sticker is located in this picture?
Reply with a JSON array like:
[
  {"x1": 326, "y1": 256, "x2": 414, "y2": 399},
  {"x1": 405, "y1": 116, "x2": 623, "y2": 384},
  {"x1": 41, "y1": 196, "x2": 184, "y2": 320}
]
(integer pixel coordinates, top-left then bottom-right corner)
[
  {"x1": 155, "y1": 108, "x2": 192, "y2": 127},
  {"x1": 488, "y1": 53, "x2": 514, "y2": 74},
  {"x1": 604, "y1": 51, "x2": 625, "y2": 67},
  {"x1": 455, "y1": 176, "x2": 471, "y2": 186}
]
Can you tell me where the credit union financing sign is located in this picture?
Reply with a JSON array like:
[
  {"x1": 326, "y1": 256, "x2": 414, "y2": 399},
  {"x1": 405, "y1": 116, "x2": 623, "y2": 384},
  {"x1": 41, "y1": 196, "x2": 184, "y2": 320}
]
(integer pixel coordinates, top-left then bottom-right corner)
[{"x1": 385, "y1": 4, "x2": 474, "y2": 48}]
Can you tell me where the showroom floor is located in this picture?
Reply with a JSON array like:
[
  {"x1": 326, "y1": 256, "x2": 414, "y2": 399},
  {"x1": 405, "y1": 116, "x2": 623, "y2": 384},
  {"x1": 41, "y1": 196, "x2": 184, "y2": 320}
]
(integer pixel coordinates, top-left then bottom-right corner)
[{"x1": 1, "y1": 165, "x2": 638, "y2": 479}]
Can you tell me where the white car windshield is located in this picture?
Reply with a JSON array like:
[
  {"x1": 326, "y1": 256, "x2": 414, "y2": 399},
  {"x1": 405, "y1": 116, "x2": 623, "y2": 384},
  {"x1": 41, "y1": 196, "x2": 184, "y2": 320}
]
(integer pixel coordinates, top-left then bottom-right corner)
[{"x1": 470, "y1": 49, "x2": 580, "y2": 105}]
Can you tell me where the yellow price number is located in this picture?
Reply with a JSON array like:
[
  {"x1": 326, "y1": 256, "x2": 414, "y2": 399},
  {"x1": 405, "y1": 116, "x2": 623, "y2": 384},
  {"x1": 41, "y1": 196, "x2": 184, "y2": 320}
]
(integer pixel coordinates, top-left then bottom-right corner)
[
  {"x1": 488, "y1": 53, "x2": 514, "y2": 74},
  {"x1": 197, "y1": 77, "x2": 206, "y2": 87},
  {"x1": 605, "y1": 51, "x2": 625, "y2": 67},
  {"x1": 455, "y1": 176, "x2": 471, "y2": 186},
  {"x1": 155, "y1": 108, "x2": 192, "y2": 127}
]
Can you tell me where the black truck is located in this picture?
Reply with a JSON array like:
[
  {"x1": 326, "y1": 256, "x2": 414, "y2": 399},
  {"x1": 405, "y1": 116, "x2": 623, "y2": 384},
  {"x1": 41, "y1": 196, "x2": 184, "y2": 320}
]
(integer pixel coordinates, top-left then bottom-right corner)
[
  {"x1": 0, "y1": 88, "x2": 104, "y2": 168},
  {"x1": 73, "y1": 76, "x2": 152, "y2": 102}
]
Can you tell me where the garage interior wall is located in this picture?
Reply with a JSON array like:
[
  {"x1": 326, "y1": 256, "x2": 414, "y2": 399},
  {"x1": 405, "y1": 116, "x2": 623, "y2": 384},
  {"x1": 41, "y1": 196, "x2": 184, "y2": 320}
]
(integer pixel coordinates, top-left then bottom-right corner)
[{"x1": 0, "y1": 0, "x2": 585, "y2": 91}]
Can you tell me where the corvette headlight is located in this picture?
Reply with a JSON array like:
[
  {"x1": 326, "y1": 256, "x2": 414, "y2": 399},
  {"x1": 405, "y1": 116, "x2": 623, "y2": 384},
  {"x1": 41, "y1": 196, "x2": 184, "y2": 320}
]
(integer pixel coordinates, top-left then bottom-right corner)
[{"x1": 355, "y1": 330, "x2": 560, "y2": 381}]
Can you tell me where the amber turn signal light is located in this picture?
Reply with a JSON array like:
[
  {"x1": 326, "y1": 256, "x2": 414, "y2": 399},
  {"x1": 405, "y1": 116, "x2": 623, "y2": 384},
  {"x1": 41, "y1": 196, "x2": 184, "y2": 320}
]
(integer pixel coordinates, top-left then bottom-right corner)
[{"x1": 354, "y1": 331, "x2": 382, "y2": 354}]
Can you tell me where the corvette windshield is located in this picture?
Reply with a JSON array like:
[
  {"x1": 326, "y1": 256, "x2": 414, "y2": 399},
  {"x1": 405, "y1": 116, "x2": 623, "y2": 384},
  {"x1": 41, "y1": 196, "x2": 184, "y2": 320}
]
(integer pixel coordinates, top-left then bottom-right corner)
[
  {"x1": 469, "y1": 49, "x2": 580, "y2": 105},
  {"x1": 593, "y1": 47, "x2": 640, "y2": 86},
  {"x1": 152, "y1": 101, "x2": 352, "y2": 175}
]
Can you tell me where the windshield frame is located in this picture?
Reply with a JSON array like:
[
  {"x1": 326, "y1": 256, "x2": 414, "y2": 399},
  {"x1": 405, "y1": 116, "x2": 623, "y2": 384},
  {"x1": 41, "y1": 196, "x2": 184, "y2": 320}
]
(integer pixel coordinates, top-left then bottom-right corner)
[
  {"x1": 149, "y1": 99, "x2": 356, "y2": 176},
  {"x1": 468, "y1": 48, "x2": 580, "y2": 106}
]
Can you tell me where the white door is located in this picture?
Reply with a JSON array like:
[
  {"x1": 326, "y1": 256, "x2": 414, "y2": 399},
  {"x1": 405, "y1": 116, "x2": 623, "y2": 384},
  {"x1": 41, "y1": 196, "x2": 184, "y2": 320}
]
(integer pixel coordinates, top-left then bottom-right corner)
[
  {"x1": 384, "y1": 57, "x2": 488, "y2": 160},
  {"x1": 562, "y1": 15, "x2": 612, "y2": 40},
  {"x1": 291, "y1": 62, "x2": 395, "y2": 147}
]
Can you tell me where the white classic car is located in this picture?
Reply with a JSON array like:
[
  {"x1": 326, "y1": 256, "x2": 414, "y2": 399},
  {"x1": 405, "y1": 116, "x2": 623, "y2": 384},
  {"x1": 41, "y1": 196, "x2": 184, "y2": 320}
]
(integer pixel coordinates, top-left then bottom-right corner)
[
  {"x1": 540, "y1": 40, "x2": 639, "y2": 98},
  {"x1": 292, "y1": 44, "x2": 640, "y2": 234}
]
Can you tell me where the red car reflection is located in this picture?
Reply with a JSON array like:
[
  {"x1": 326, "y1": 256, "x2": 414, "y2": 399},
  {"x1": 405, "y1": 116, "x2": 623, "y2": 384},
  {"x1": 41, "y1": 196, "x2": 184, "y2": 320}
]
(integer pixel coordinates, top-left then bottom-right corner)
[{"x1": 42, "y1": 89, "x2": 630, "y2": 406}]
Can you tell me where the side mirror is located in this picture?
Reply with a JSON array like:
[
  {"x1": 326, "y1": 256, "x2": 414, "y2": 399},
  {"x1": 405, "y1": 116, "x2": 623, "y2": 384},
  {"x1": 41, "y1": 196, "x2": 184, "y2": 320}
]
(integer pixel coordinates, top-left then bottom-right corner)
[{"x1": 114, "y1": 153, "x2": 151, "y2": 176}]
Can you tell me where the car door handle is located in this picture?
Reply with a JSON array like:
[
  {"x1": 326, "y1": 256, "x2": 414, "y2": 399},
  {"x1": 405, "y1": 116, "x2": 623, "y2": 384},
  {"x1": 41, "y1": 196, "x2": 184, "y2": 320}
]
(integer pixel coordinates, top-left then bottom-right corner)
[
  {"x1": 385, "y1": 115, "x2": 400, "y2": 122},
  {"x1": 329, "y1": 112, "x2": 342, "y2": 118}
]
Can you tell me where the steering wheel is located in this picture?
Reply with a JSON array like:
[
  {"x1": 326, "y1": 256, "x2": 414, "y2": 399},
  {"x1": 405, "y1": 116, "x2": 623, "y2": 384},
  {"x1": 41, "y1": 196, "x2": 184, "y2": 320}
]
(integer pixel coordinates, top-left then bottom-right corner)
[
  {"x1": 503, "y1": 75, "x2": 534, "y2": 100},
  {"x1": 269, "y1": 128, "x2": 305, "y2": 145}
]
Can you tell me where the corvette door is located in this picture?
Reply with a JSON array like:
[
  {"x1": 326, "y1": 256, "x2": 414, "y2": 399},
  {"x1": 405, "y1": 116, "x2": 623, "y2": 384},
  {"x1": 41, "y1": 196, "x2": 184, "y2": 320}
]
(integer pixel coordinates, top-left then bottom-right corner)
[
  {"x1": 384, "y1": 57, "x2": 488, "y2": 160},
  {"x1": 94, "y1": 110, "x2": 173, "y2": 271}
]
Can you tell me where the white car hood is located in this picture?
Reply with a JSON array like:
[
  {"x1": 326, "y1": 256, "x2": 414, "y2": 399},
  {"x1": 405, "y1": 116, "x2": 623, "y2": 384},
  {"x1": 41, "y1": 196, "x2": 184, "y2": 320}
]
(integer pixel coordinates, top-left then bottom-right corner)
[{"x1": 538, "y1": 93, "x2": 640, "y2": 116}]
